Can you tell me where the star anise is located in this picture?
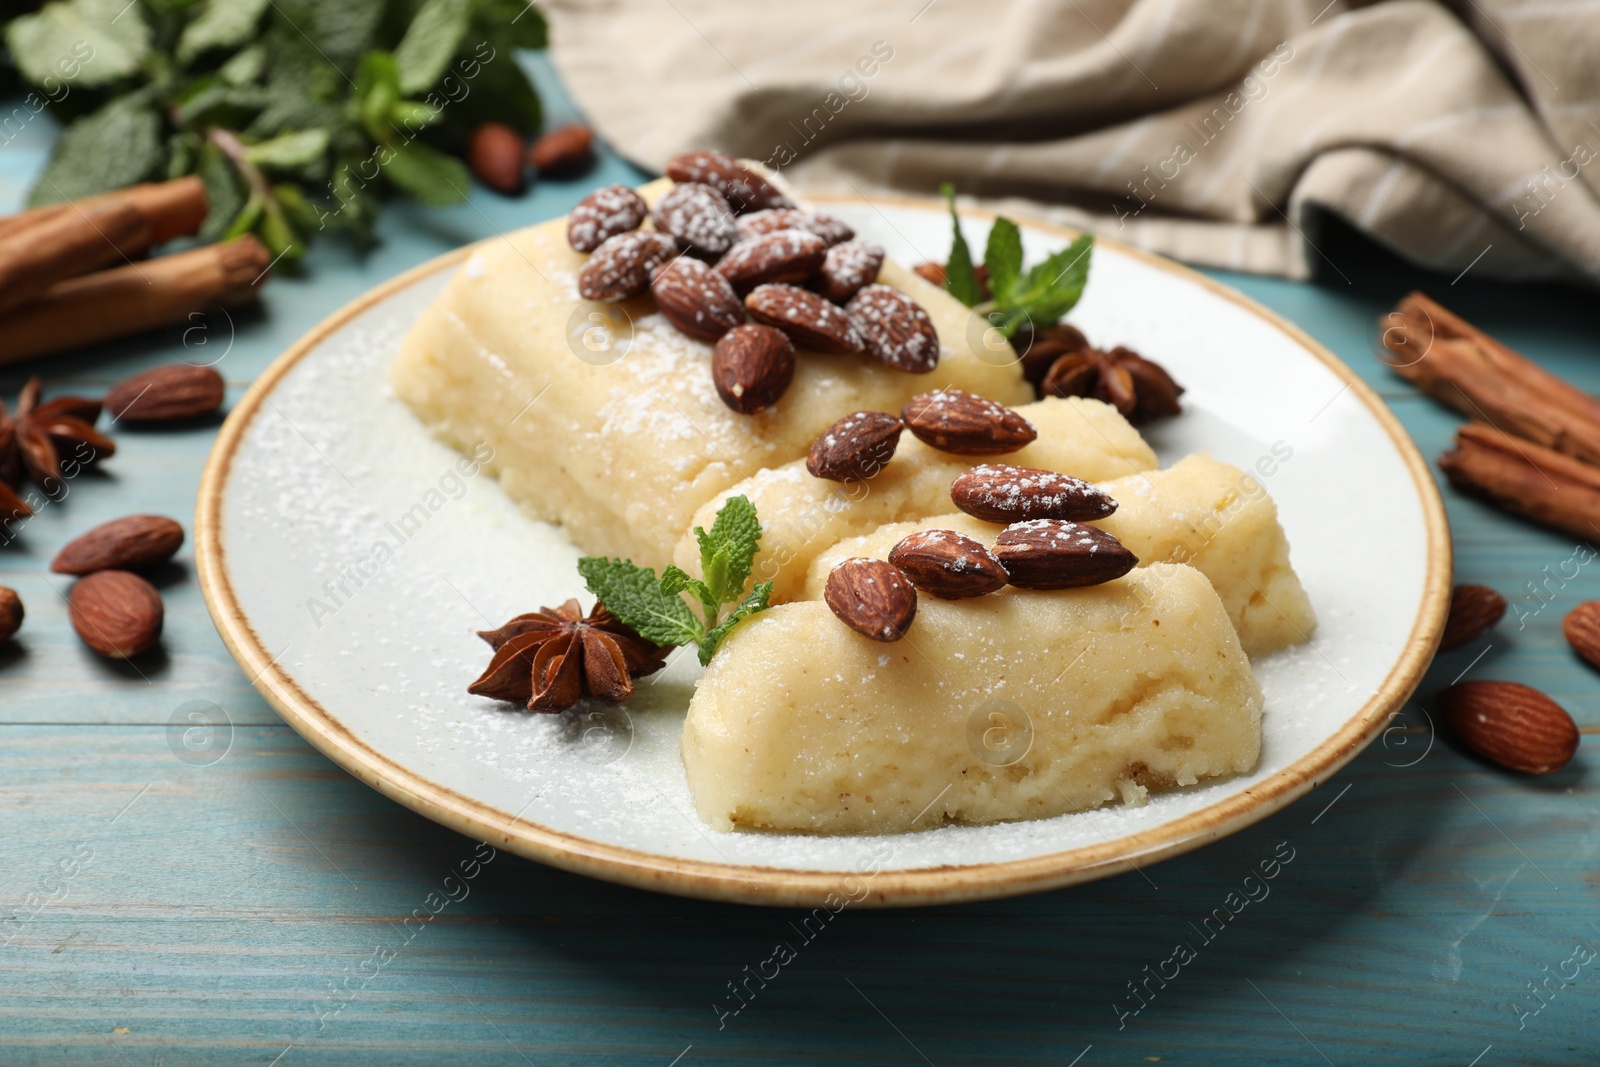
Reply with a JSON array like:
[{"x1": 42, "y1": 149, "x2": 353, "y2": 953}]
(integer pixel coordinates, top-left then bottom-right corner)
[
  {"x1": 467, "y1": 599, "x2": 670, "y2": 712},
  {"x1": 0, "y1": 376, "x2": 116, "y2": 490},
  {"x1": 1040, "y1": 343, "x2": 1185, "y2": 425}
]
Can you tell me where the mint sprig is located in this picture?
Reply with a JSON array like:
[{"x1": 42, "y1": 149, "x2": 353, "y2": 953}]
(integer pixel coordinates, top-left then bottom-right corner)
[
  {"x1": 578, "y1": 496, "x2": 774, "y2": 667},
  {"x1": 2, "y1": 0, "x2": 548, "y2": 260},
  {"x1": 940, "y1": 183, "x2": 1095, "y2": 339}
]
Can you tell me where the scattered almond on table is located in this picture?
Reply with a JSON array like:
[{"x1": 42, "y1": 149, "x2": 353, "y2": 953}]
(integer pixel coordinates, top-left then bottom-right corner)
[
  {"x1": 1439, "y1": 583, "x2": 1507, "y2": 652},
  {"x1": 1437, "y1": 680, "x2": 1579, "y2": 775},
  {"x1": 1562, "y1": 601, "x2": 1600, "y2": 671},
  {"x1": 0, "y1": 586, "x2": 21, "y2": 644},
  {"x1": 51, "y1": 515, "x2": 184, "y2": 576},
  {"x1": 467, "y1": 123, "x2": 528, "y2": 196},
  {"x1": 529, "y1": 124, "x2": 595, "y2": 177},
  {"x1": 67, "y1": 569, "x2": 164, "y2": 660}
]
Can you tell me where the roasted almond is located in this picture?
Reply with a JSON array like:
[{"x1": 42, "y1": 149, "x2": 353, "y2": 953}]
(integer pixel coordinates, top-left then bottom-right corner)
[
  {"x1": 67, "y1": 569, "x2": 163, "y2": 659},
  {"x1": 888, "y1": 529, "x2": 1007, "y2": 600},
  {"x1": 105, "y1": 364, "x2": 225, "y2": 423},
  {"x1": 52, "y1": 515, "x2": 184, "y2": 575},
  {"x1": 1439, "y1": 583, "x2": 1507, "y2": 652},
  {"x1": 993, "y1": 519, "x2": 1138, "y2": 589},
  {"x1": 664, "y1": 150, "x2": 793, "y2": 213},
  {"x1": 824, "y1": 557, "x2": 917, "y2": 642},
  {"x1": 735, "y1": 207, "x2": 853, "y2": 246},
  {"x1": 815, "y1": 240, "x2": 884, "y2": 304},
  {"x1": 567, "y1": 184, "x2": 647, "y2": 252},
  {"x1": 912, "y1": 261, "x2": 947, "y2": 287},
  {"x1": 902, "y1": 390, "x2": 1036, "y2": 455},
  {"x1": 529, "y1": 123, "x2": 594, "y2": 176},
  {"x1": 1438, "y1": 680, "x2": 1578, "y2": 775},
  {"x1": 712, "y1": 325, "x2": 795, "y2": 414},
  {"x1": 806, "y1": 410, "x2": 903, "y2": 482},
  {"x1": 653, "y1": 181, "x2": 738, "y2": 258},
  {"x1": 578, "y1": 230, "x2": 678, "y2": 302},
  {"x1": 744, "y1": 283, "x2": 863, "y2": 353},
  {"x1": 650, "y1": 258, "x2": 744, "y2": 340},
  {"x1": 1563, "y1": 601, "x2": 1600, "y2": 670},
  {"x1": 847, "y1": 284, "x2": 939, "y2": 374},
  {"x1": 466, "y1": 122, "x2": 526, "y2": 194},
  {"x1": 0, "y1": 586, "x2": 21, "y2": 644},
  {"x1": 951, "y1": 464, "x2": 1117, "y2": 523},
  {"x1": 715, "y1": 230, "x2": 827, "y2": 294}
]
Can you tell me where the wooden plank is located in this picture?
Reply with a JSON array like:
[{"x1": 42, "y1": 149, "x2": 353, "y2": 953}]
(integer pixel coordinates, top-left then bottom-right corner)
[{"x1": 0, "y1": 725, "x2": 1593, "y2": 1062}]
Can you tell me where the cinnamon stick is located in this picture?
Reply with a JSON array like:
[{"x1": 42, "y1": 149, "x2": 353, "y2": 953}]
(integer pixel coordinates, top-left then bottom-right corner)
[
  {"x1": 0, "y1": 200, "x2": 151, "y2": 315},
  {"x1": 1439, "y1": 422, "x2": 1600, "y2": 541},
  {"x1": 0, "y1": 176, "x2": 208, "y2": 247},
  {"x1": 1383, "y1": 292, "x2": 1600, "y2": 464},
  {"x1": 0, "y1": 235, "x2": 271, "y2": 366}
]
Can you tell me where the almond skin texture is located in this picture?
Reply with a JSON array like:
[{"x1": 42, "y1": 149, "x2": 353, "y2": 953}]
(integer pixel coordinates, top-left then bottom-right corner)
[
  {"x1": 715, "y1": 230, "x2": 827, "y2": 294},
  {"x1": 951, "y1": 464, "x2": 1118, "y2": 523},
  {"x1": 653, "y1": 182, "x2": 738, "y2": 258},
  {"x1": 744, "y1": 283, "x2": 863, "y2": 353},
  {"x1": 68, "y1": 570, "x2": 163, "y2": 659},
  {"x1": 1438, "y1": 680, "x2": 1578, "y2": 774},
  {"x1": 824, "y1": 557, "x2": 917, "y2": 642},
  {"x1": 466, "y1": 123, "x2": 526, "y2": 194},
  {"x1": 735, "y1": 208, "x2": 853, "y2": 246},
  {"x1": 0, "y1": 586, "x2": 21, "y2": 644},
  {"x1": 888, "y1": 529, "x2": 1008, "y2": 599},
  {"x1": 1439, "y1": 583, "x2": 1507, "y2": 652},
  {"x1": 1563, "y1": 601, "x2": 1600, "y2": 670},
  {"x1": 664, "y1": 150, "x2": 793, "y2": 213},
  {"x1": 105, "y1": 364, "x2": 225, "y2": 423},
  {"x1": 578, "y1": 231, "x2": 678, "y2": 302},
  {"x1": 993, "y1": 519, "x2": 1138, "y2": 589},
  {"x1": 806, "y1": 410, "x2": 903, "y2": 482},
  {"x1": 902, "y1": 390, "x2": 1037, "y2": 455},
  {"x1": 650, "y1": 258, "x2": 744, "y2": 341},
  {"x1": 528, "y1": 123, "x2": 593, "y2": 176},
  {"x1": 51, "y1": 515, "x2": 184, "y2": 575},
  {"x1": 712, "y1": 325, "x2": 795, "y2": 414},
  {"x1": 567, "y1": 184, "x2": 646, "y2": 252},
  {"x1": 815, "y1": 240, "x2": 884, "y2": 304},
  {"x1": 847, "y1": 284, "x2": 940, "y2": 373}
]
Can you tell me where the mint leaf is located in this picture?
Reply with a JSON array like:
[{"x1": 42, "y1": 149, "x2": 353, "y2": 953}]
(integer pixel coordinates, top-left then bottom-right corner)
[
  {"x1": 700, "y1": 581, "x2": 773, "y2": 665},
  {"x1": 356, "y1": 51, "x2": 401, "y2": 141},
  {"x1": 578, "y1": 558, "x2": 702, "y2": 649},
  {"x1": 940, "y1": 183, "x2": 983, "y2": 308},
  {"x1": 695, "y1": 495, "x2": 761, "y2": 603},
  {"x1": 383, "y1": 142, "x2": 469, "y2": 205},
  {"x1": 395, "y1": 0, "x2": 471, "y2": 95},
  {"x1": 28, "y1": 96, "x2": 164, "y2": 207},
  {"x1": 244, "y1": 128, "x2": 330, "y2": 172},
  {"x1": 7, "y1": 0, "x2": 150, "y2": 88},
  {"x1": 196, "y1": 140, "x2": 246, "y2": 241},
  {"x1": 984, "y1": 217, "x2": 1023, "y2": 305},
  {"x1": 661, "y1": 565, "x2": 717, "y2": 616},
  {"x1": 179, "y1": 0, "x2": 271, "y2": 64},
  {"x1": 1008, "y1": 234, "x2": 1093, "y2": 324}
]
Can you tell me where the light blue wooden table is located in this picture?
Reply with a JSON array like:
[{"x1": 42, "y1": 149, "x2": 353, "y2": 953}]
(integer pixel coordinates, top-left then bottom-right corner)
[{"x1": 2, "y1": 56, "x2": 1596, "y2": 1066}]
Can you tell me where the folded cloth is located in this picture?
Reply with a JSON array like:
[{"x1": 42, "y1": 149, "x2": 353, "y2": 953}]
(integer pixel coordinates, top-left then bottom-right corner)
[{"x1": 545, "y1": 0, "x2": 1600, "y2": 285}]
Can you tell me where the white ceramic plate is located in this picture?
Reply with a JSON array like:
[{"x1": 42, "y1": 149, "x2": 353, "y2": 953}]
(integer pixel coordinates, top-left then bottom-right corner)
[{"x1": 197, "y1": 197, "x2": 1450, "y2": 907}]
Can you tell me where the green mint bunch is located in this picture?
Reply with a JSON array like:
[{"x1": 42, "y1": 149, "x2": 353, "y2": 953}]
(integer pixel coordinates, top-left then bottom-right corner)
[
  {"x1": 577, "y1": 496, "x2": 774, "y2": 667},
  {"x1": 3, "y1": 0, "x2": 547, "y2": 260},
  {"x1": 939, "y1": 182, "x2": 1094, "y2": 339}
]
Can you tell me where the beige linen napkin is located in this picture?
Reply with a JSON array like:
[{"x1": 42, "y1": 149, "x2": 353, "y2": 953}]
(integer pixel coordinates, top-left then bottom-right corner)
[{"x1": 545, "y1": 0, "x2": 1600, "y2": 284}]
